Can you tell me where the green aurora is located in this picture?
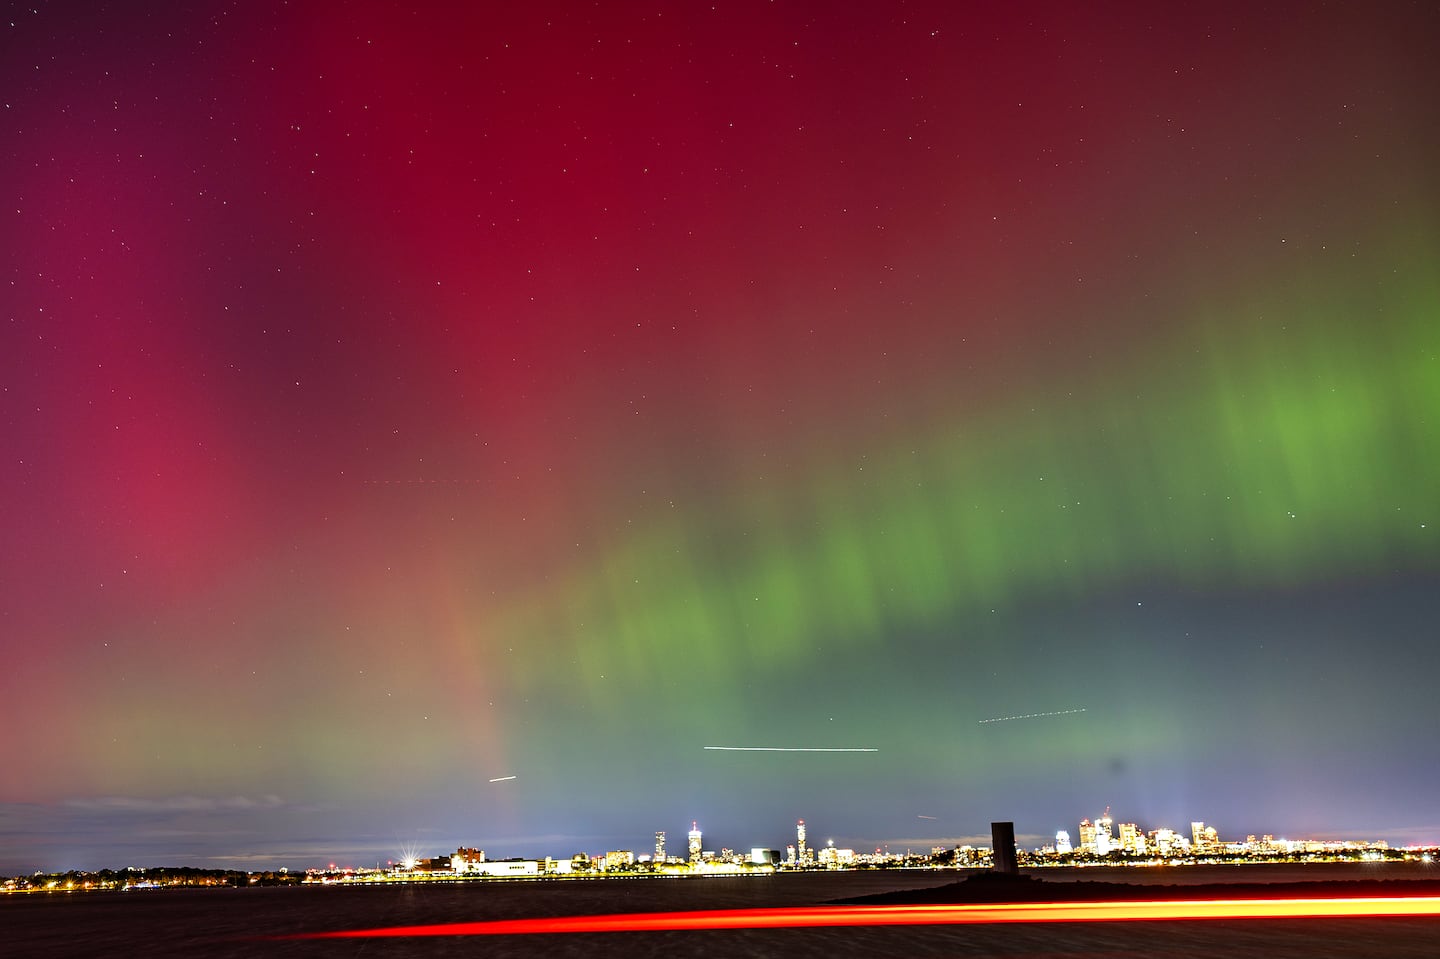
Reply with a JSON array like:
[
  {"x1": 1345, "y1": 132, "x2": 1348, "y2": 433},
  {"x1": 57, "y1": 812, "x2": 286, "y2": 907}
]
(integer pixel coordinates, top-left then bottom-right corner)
[{"x1": 511, "y1": 239, "x2": 1438, "y2": 703}]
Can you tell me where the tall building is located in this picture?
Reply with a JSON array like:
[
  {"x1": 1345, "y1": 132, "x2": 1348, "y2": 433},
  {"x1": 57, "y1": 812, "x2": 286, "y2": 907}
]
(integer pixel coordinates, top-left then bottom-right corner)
[
  {"x1": 688, "y1": 822, "x2": 703, "y2": 863},
  {"x1": 797, "y1": 819, "x2": 807, "y2": 862},
  {"x1": 1078, "y1": 819, "x2": 1097, "y2": 854},
  {"x1": 1094, "y1": 810, "x2": 1114, "y2": 856},
  {"x1": 1055, "y1": 830, "x2": 1073, "y2": 854},
  {"x1": 654, "y1": 831, "x2": 666, "y2": 863},
  {"x1": 1191, "y1": 821, "x2": 1206, "y2": 851},
  {"x1": 1119, "y1": 822, "x2": 1145, "y2": 856}
]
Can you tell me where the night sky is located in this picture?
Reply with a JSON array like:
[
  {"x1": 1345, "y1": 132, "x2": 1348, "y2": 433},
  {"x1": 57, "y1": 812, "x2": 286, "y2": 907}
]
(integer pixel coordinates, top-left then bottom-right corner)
[{"x1": 3, "y1": 1, "x2": 1438, "y2": 873}]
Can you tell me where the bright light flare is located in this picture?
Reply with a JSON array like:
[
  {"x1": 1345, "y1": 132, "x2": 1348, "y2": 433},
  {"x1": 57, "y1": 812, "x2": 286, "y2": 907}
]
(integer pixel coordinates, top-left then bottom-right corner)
[{"x1": 277, "y1": 897, "x2": 1440, "y2": 939}]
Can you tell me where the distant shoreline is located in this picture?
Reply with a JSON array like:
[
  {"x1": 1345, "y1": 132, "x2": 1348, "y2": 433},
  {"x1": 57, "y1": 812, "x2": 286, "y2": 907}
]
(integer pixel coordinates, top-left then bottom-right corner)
[{"x1": 7, "y1": 860, "x2": 1437, "y2": 897}]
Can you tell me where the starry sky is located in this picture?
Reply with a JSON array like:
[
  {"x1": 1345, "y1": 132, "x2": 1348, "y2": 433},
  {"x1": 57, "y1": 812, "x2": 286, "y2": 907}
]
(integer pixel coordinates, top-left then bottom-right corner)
[{"x1": 2, "y1": 1, "x2": 1438, "y2": 873}]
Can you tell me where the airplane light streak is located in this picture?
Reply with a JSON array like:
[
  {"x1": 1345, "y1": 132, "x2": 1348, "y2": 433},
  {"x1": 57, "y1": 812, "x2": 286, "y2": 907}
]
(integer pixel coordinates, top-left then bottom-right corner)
[
  {"x1": 702, "y1": 746, "x2": 878, "y2": 753},
  {"x1": 978, "y1": 708, "x2": 1088, "y2": 724}
]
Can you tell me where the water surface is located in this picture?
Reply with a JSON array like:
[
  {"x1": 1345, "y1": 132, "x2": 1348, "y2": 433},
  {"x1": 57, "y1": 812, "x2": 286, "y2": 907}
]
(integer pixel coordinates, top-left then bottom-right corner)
[{"x1": 6, "y1": 864, "x2": 1437, "y2": 958}]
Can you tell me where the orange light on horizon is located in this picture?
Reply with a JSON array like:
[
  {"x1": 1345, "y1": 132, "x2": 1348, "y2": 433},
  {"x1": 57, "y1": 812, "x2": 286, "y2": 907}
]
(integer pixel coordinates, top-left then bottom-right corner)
[{"x1": 278, "y1": 896, "x2": 1440, "y2": 939}]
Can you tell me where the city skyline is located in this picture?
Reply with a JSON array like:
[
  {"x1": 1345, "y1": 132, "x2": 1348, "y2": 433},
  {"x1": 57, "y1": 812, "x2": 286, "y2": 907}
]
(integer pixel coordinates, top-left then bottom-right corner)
[
  {"x1": 417, "y1": 808, "x2": 1406, "y2": 867},
  {"x1": 3, "y1": 0, "x2": 1437, "y2": 875},
  {"x1": 8, "y1": 801, "x2": 1416, "y2": 878}
]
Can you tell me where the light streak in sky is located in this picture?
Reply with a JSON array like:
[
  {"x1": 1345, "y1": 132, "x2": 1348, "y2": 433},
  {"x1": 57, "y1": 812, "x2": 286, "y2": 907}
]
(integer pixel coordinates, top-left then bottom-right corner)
[
  {"x1": 278, "y1": 897, "x2": 1440, "y2": 938},
  {"x1": 978, "y1": 707, "x2": 1088, "y2": 724},
  {"x1": 916, "y1": 815, "x2": 937, "y2": 820},
  {"x1": 361, "y1": 479, "x2": 487, "y2": 485},
  {"x1": 488, "y1": 776, "x2": 517, "y2": 782},
  {"x1": 702, "y1": 746, "x2": 878, "y2": 752}
]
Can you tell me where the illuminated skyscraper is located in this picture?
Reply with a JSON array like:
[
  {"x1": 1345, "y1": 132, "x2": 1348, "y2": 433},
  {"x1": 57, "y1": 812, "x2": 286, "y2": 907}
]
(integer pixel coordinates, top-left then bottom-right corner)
[
  {"x1": 1094, "y1": 810, "x2": 1113, "y2": 855},
  {"x1": 1078, "y1": 819, "x2": 1096, "y2": 854},
  {"x1": 797, "y1": 819, "x2": 807, "y2": 861},
  {"x1": 1119, "y1": 822, "x2": 1144, "y2": 855},
  {"x1": 1055, "y1": 830, "x2": 1072, "y2": 854},
  {"x1": 688, "y1": 822, "x2": 702, "y2": 863},
  {"x1": 654, "y1": 831, "x2": 666, "y2": 862}
]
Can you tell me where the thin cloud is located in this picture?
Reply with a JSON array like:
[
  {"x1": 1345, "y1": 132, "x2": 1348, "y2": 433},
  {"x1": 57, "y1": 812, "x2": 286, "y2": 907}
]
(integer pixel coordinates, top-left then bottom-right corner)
[{"x1": 62, "y1": 794, "x2": 287, "y2": 813}]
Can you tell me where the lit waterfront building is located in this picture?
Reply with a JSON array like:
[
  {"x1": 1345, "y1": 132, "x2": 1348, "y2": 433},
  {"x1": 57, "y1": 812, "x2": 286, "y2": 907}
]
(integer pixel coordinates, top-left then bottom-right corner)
[
  {"x1": 452, "y1": 847, "x2": 485, "y2": 874},
  {"x1": 654, "y1": 831, "x2": 666, "y2": 863},
  {"x1": 797, "y1": 819, "x2": 808, "y2": 862},
  {"x1": 688, "y1": 822, "x2": 703, "y2": 863},
  {"x1": 1055, "y1": 830, "x2": 1072, "y2": 854},
  {"x1": 786, "y1": 844, "x2": 796, "y2": 864},
  {"x1": 473, "y1": 859, "x2": 539, "y2": 877},
  {"x1": 1192, "y1": 821, "x2": 1207, "y2": 851}
]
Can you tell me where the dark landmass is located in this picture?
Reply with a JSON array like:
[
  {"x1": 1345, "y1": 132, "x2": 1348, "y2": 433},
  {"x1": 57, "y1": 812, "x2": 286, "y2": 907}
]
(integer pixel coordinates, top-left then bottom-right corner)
[
  {"x1": 835, "y1": 872, "x2": 1440, "y2": 905},
  {"x1": 3, "y1": 867, "x2": 301, "y2": 891}
]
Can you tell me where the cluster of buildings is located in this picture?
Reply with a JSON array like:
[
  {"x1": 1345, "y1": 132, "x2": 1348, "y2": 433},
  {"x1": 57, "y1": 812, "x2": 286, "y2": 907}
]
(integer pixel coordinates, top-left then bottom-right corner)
[
  {"x1": 312, "y1": 818, "x2": 911, "y2": 883},
  {"x1": 1047, "y1": 809, "x2": 1219, "y2": 858},
  {"x1": 1038, "y1": 810, "x2": 1394, "y2": 862}
]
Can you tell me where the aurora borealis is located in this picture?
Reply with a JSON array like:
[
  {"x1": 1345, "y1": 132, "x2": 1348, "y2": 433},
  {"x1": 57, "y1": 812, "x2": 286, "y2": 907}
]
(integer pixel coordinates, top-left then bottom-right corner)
[{"x1": 2, "y1": 1, "x2": 1437, "y2": 872}]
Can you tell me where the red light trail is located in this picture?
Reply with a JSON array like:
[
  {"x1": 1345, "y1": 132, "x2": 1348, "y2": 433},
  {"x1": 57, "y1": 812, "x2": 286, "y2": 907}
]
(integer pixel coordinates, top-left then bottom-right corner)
[{"x1": 279, "y1": 897, "x2": 1440, "y2": 939}]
